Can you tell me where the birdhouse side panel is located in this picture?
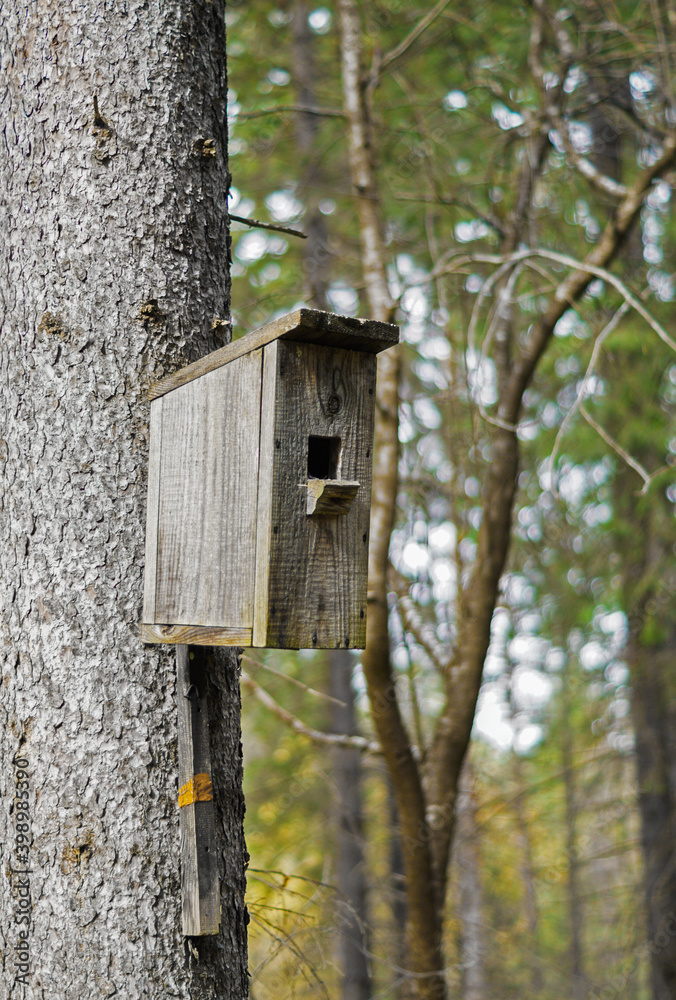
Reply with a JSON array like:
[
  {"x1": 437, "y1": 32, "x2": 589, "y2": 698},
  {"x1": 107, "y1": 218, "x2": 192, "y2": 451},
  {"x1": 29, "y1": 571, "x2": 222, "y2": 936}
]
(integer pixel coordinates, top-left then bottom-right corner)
[
  {"x1": 142, "y1": 396, "x2": 164, "y2": 624},
  {"x1": 150, "y1": 350, "x2": 263, "y2": 631},
  {"x1": 252, "y1": 340, "x2": 279, "y2": 646},
  {"x1": 260, "y1": 341, "x2": 376, "y2": 649}
]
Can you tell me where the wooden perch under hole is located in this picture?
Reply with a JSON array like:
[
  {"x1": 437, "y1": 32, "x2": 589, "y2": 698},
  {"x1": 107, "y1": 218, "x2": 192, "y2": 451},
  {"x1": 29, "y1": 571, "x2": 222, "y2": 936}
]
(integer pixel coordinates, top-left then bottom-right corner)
[{"x1": 306, "y1": 479, "x2": 359, "y2": 515}]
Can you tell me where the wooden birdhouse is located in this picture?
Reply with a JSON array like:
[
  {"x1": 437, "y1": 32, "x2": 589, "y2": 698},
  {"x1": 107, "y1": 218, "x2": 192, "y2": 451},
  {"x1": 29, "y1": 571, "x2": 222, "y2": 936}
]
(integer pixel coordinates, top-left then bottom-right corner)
[{"x1": 141, "y1": 309, "x2": 399, "y2": 650}]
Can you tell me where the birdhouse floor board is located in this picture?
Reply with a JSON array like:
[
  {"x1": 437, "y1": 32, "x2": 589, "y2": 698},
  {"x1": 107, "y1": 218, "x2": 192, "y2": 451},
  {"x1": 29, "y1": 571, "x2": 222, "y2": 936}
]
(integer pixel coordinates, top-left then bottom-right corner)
[
  {"x1": 141, "y1": 625, "x2": 252, "y2": 646},
  {"x1": 148, "y1": 308, "x2": 398, "y2": 401}
]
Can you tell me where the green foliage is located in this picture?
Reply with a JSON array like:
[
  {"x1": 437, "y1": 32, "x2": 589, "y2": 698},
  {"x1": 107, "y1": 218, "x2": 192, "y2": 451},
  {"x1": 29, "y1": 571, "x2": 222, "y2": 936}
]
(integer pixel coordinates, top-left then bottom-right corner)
[{"x1": 227, "y1": 2, "x2": 675, "y2": 996}]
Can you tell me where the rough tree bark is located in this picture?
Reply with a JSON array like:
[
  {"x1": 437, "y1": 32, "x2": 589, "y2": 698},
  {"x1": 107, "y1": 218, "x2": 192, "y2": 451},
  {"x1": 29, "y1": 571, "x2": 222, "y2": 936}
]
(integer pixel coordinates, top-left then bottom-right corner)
[{"x1": 0, "y1": 4, "x2": 247, "y2": 998}]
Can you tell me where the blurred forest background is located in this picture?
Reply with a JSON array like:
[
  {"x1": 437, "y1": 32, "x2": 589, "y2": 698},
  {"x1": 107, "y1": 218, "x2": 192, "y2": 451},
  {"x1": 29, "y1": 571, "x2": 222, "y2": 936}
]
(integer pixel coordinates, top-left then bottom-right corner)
[{"x1": 224, "y1": 2, "x2": 676, "y2": 998}]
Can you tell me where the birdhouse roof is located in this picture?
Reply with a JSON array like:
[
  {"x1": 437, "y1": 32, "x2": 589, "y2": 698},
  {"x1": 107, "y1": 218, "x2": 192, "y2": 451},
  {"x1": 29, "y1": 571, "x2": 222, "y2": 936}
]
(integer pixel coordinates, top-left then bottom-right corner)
[{"x1": 148, "y1": 308, "x2": 399, "y2": 401}]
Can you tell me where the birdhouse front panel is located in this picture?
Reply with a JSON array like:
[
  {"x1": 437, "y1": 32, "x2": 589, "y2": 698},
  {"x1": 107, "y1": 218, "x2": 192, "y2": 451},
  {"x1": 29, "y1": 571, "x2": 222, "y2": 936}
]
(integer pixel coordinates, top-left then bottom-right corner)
[
  {"x1": 140, "y1": 308, "x2": 399, "y2": 649},
  {"x1": 252, "y1": 340, "x2": 377, "y2": 649}
]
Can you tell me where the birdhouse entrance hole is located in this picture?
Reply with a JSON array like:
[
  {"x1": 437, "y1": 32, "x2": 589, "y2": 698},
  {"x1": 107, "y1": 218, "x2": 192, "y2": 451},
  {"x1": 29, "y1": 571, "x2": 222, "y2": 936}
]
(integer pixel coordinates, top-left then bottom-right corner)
[{"x1": 308, "y1": 435, "x2": 341, "y2": 480}]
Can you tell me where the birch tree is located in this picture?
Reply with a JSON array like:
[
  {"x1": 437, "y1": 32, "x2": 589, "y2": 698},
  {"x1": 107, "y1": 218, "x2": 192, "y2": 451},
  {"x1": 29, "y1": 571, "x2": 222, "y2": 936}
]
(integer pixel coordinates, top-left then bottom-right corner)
[{"x1": 0, "y1": 4, "x2": 248, "y2": 997}]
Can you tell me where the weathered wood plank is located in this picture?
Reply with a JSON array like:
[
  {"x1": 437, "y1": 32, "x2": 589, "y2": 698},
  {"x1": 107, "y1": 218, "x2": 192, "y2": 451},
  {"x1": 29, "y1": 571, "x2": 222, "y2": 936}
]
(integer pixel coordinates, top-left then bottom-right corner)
[
  {"x1": 252, "y1": 341, "x2": 278, "y2": 648},
  {"x1": 142, "y1": 397, "x2": 163, "y2": 623},
  {"x1": 262, "y1": 342, "x2": 376, "y2": 649},
  {"x1": 306, "y1": 479, "x2": 360, "y2": 516},
  {"x1": 154, "y1": 350, "x2": 262, "y2": 629},
  {"x1": 148, "y1": 309, "x2": 399, "y2": 400},
  {"x1": 141, "y1": 624, "x2": 252, "y2": 646},
  {"x1": 176, "y1": 645, "x2": 220, "y2": 937}
]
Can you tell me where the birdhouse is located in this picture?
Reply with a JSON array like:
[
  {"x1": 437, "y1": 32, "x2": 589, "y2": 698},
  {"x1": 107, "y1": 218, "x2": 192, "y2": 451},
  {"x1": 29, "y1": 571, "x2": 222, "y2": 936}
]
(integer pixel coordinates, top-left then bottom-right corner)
[{"x1": 141, "y1": 309, "x2": 399, "y2": 650}]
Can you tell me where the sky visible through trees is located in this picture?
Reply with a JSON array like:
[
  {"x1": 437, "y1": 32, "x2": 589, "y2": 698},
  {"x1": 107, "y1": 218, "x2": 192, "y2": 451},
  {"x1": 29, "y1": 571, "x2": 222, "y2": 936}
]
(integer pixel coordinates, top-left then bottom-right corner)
[{"x1": 226, "y1": 3, "x2": 676, "y2": 999}]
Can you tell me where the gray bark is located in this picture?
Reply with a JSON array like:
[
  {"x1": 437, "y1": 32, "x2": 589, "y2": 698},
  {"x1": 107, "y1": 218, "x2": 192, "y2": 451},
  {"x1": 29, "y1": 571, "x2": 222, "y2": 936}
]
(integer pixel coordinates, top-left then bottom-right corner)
[
  {"x1": 455, "y1": 765, "x2": 487, "y2": 1000},
  {"x1": 329, "y1": 650, "x2": 371, "y2": 1000},
  {"x1": 0, "y1": 3, "x2": 247, "y2": 998}
]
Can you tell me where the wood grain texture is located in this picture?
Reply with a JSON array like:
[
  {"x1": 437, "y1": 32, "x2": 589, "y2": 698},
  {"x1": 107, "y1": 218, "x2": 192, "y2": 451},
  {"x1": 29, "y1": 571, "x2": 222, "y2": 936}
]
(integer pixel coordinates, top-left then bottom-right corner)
[
  {"x1": 306, "y1": 479, "x2": 360, "y2": 515},
  {"x1": 262, "y1": 341, "x2": 376, "y2": 649},
  {"x1": 154, "y1": 350, "x2": 262, "y2": 628},
  {"x1": 142, "y1": 397, "x2": 163, "y2": 623},
  {"x1": 148, "y1": 308, "x2": 399, "y2": 400},
  {"x1": 252, "y1": 341, "x2": 279, "y2": 647},
  {"x1": 140, "y1": 624, "x2": 252, "y2": 645},
  {"x1": 176, "y1": 646, "x2": 220, "y2": 937}
]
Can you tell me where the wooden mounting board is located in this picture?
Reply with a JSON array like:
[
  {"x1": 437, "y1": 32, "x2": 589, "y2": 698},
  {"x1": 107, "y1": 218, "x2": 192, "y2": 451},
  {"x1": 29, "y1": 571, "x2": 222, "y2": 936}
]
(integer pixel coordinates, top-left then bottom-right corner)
[{"x1": 176, "y1": 646, "x2": 220, "y2": 936}]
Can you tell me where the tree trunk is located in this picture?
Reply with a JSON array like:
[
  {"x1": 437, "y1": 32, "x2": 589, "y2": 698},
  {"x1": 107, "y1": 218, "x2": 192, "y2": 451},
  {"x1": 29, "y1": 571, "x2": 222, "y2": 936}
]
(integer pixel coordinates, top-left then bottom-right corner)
[
  {"x1": 337, "y1": 4, "x2": 444, "y2": 999},
  {"x1": 289, "y1": 11, "x2": 372, "y2": 995},
  {"x1": 389, "y1": 785, "x2": 408, "y2": 983},
  {"x1": 609, "y1": 401, "x2": 676, "y2": 998},
  {"x1": 0, "y1": 4, "x2": 248, "y2": 997},
  {"x1": 330, "y1": 650, "x2": 372, "y2": 1000},
  {"x1": 509, "y1": 749, "x2": 544, "y2": 994},
  {"x1": 334, "y1": 5, "x2": 676, "y2": 999},
  {"x1": 455, "y1": 763, "x2": 487, "y2": 1000},
  {"x1": 629, "y1": 627, "x2": 676, "y2": 1000},
  {"x1": 291, "y1": 0, "x2": 332, "y2": 310},
  {"x1": 561, "y1": 667, "x2": 587, "y2": 1000}
]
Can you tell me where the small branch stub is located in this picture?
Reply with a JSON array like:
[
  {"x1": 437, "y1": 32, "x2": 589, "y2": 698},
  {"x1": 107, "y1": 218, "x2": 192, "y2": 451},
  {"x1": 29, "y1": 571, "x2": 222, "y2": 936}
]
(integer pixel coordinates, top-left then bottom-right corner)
[{"x1": 306, "y1": 479, "x2": 360, "y2": 515}]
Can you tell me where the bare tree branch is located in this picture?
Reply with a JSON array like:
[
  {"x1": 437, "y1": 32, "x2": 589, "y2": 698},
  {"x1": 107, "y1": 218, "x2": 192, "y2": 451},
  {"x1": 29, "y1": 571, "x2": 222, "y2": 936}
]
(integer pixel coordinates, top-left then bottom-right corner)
[
  {"x1": 580, "y1": 405, "x2": 670, "y2": 494},
  {"x1": 551, "y1": 119, "x2": 630, "y2": 199},
  {"x1": 397, "y1": 590, "x2": 453, "y2": 673},
  {"x1": 389, "y1": 193, "x2": 505, "y2": 237},
  {"x1": 241, "y1": 670, "x2": 381, "y2": 755},
  {"x1": 442, "y1": 247, "x2": 676, "y2": 357},
  {"x1": 236, "y1": 105, "x2": 344, "y2": 120},
  {"x1": 546, "y1": 300, "x2": 631, "y2": 495},
  {"x1": 229, "y1": 213, "x2": 307, "y2": 239},
  {"x1": 241, "y1": 654, "x2": 347, "y2": 707},
  {"x1": 528, "y1": 3, "x2": 629, "y2": 199},
  {"x1": 376, "y1": 0, "x2": 454, "y2": 81},
  {"x1": 523, "y1": 248, "x2": 676, "y2": 352}
]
